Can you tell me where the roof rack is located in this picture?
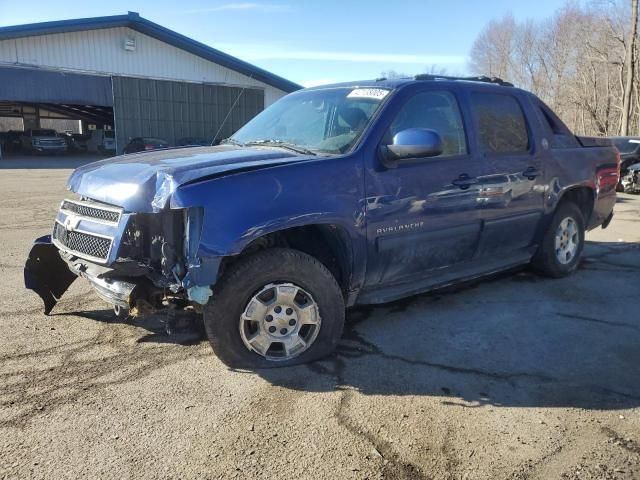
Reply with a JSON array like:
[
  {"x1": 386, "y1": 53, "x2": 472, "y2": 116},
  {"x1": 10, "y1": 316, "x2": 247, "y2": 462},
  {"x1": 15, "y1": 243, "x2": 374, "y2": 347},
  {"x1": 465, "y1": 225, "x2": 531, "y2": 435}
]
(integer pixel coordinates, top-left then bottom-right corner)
[{"x1": 414, "y1": 74, "x2": 514, "y2": 87}]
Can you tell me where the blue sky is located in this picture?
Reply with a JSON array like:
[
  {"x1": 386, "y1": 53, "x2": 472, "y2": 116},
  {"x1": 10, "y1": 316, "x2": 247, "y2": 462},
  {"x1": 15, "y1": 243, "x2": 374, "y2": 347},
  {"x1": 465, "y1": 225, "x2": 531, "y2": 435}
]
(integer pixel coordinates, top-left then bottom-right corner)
[{"x1": 0, "y1": 0, "x2": 569, "y2": 87}]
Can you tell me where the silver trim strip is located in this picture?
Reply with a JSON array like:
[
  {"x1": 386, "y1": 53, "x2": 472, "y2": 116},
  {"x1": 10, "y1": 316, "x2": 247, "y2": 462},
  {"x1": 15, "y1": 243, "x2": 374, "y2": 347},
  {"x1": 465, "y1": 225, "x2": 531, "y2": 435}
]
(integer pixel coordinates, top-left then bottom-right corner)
[{"x1": 60, "y1": 199, "x2": 123, "y2": 225}]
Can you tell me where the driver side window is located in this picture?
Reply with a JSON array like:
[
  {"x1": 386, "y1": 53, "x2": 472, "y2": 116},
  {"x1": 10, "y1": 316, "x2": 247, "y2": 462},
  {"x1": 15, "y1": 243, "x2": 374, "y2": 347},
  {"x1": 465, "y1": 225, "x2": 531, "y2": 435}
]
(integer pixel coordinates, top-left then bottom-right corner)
[{"x1": 389, "y1": 91, "x2": 467, "y2": 157}]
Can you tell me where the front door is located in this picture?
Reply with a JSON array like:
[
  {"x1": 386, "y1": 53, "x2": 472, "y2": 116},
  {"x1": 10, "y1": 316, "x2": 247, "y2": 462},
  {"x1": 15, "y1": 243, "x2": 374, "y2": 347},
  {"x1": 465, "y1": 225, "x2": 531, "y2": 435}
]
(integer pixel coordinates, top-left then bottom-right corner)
[{"x1": 364, "y1": 87, "x2": 487, "y2": 287}]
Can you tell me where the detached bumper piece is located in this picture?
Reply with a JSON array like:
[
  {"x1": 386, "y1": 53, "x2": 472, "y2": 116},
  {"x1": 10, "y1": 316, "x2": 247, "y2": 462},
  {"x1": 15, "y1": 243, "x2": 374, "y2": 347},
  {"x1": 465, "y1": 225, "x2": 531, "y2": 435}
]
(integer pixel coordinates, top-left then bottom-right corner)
[
  {"x1": 24, "y1": 235, "x2": 77, "y2": 315},
  {"x1": 24, "y1": 198, "x2": 209, "y2": 319},
  {"x1": 86, "y1": 275, "x2": 135, "y2": 309}
]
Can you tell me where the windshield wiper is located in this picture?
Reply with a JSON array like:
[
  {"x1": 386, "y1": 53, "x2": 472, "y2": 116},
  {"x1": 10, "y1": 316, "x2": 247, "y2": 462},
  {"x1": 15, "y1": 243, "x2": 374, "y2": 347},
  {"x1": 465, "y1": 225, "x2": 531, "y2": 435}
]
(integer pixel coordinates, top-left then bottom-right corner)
[
  {"x1": 220, "y1": 137, "x2": 244, "y2": 146},
  {"x1": 244, "y1": 139, "x2": 317, "y2": 156}
]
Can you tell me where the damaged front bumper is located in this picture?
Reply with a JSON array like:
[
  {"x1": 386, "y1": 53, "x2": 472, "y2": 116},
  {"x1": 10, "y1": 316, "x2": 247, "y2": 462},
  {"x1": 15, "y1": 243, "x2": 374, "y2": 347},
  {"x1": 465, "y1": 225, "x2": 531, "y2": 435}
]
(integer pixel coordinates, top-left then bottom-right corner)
[
  {"x1": 25, "y1": 197, "x2": 220, "y2": 316},
  {"x1": 24, "y1": 235, "x2": 151, "y2": 315}
]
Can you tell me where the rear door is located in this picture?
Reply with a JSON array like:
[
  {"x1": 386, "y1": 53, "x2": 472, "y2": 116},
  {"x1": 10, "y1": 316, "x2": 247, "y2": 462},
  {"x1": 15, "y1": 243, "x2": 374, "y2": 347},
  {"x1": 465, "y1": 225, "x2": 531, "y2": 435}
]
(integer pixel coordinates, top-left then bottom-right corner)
[
  {"x1": 465, "y1": 89, "x2": 546, "y2": 257},
  {"x1": 363, "y1": 85, "x2": 488, "y2": 286}
]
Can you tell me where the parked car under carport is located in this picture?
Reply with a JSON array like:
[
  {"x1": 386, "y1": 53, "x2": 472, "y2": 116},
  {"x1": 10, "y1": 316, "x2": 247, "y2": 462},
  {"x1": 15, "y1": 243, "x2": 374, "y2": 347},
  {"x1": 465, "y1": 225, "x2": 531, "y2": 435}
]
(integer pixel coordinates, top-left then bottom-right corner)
[
  {"x1": 20, "y1": 129, "x2": 67, "y2": 155},
  {"x1": 123, "y1": 137, "x2": 170, "y2": 154}
]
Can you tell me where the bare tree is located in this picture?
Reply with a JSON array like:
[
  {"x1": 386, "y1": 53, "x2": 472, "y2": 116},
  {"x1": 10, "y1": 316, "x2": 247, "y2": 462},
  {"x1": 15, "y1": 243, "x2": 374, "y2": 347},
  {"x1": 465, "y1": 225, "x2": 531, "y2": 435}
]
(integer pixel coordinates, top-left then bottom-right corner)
[
  {"x1": 469, "y1": 0, "x2": 640, "y2": 136},
  {"x1": 469, "y1": 14, "x2": 516, "y2": 80},
  {"x1": 379, "y1": 66, "x2": 450, "y2": 80},
  {"x1": 622, "y1": 0, "x2": 638, "y2": 135},
  {"x1": 379, "y1": 70, "x2": 409, "y2": 80}
]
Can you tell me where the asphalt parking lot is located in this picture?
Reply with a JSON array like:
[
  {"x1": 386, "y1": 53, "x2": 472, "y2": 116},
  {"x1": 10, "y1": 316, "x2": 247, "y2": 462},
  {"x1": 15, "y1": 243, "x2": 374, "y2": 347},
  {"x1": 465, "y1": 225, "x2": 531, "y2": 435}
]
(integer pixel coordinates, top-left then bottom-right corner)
[
  {"x1": 1, "y1": 167, "x2": 639, "y2": 480},
  {"x1": 0, "y1": 153, "x2": 104, "y2": 169}
]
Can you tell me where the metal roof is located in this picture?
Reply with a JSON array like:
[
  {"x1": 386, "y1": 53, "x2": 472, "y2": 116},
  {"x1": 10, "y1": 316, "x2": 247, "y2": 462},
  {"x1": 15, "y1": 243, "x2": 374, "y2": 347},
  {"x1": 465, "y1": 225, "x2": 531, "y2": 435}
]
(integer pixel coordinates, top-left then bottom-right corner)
[{"x1": 0, "y1": 11, "x2": 301, "y2": 93}]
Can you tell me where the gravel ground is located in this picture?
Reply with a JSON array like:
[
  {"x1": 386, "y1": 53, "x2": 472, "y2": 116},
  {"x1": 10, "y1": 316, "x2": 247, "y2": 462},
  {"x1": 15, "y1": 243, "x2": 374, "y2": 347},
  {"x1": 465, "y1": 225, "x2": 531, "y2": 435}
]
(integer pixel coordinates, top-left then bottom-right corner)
[{"x1": 1, "y1": 167, "x2": 639, "y2": 480}]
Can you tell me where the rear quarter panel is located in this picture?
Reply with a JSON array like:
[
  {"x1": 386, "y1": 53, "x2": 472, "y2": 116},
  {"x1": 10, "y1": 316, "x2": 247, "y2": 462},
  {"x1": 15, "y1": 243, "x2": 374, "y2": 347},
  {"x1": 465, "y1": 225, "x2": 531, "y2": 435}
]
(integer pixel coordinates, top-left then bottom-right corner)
[{"x1": 543, "y1": 145, "x2": 618, "y2": 229}]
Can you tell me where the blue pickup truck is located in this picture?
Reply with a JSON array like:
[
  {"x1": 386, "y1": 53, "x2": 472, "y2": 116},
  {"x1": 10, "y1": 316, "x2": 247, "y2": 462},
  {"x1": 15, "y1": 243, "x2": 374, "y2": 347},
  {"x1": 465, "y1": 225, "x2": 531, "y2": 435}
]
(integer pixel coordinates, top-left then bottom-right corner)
[{"x1": 25, "y1": 75, "x2": 619, "y2": 367}]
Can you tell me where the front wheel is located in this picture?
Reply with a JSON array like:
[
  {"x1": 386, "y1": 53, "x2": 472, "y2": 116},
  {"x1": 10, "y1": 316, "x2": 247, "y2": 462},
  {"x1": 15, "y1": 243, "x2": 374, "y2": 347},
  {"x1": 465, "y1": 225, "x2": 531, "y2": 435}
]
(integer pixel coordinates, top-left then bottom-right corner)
[
  {"x1": 531, "y1": 202, "x2": 585, "y2": 277},
  {"x1": 204, "y1": 248, "x2": 345, "y2": 368}
]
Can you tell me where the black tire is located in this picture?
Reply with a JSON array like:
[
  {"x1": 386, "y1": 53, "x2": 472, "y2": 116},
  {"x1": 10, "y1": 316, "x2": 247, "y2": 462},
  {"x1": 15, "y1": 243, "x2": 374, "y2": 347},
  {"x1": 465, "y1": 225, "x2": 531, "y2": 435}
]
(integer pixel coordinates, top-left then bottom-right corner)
[
  {"x1": 204, "y1": 248, "x2": 345, "y2": 368},
  {"x1": 531, "y1": 201, "x2": 585, "y2": 278}
]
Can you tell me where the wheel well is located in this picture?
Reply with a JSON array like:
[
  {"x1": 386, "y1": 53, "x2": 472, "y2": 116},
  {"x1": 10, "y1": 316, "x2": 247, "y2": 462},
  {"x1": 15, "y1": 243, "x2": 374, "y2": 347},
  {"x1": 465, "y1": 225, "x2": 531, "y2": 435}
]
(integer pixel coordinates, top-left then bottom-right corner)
[
  {"x1": 218, "y1": 225, "x2": 353, "y2": 296},
  {"x1": 559, "y1": 187, "x2": 595, "y2": 222}
]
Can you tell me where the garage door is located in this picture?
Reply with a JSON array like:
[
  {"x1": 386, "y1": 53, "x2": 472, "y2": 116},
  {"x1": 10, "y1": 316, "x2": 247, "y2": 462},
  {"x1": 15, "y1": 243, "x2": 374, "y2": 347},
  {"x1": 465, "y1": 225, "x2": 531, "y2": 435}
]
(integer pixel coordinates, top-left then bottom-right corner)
[
  {"x1": 112, "y1": 76, "x2": 264, "y2": 153},
  {"x1": 0, "y1": 66, "x2": 112, "y2": 106}
]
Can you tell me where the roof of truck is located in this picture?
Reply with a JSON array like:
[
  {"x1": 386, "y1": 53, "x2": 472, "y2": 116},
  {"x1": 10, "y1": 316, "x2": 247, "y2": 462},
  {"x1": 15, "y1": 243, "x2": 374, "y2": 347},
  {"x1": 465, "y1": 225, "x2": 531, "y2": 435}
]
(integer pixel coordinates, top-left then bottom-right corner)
[{"x1": 306, "y1": 75, "x2": 518, "y2": 92}]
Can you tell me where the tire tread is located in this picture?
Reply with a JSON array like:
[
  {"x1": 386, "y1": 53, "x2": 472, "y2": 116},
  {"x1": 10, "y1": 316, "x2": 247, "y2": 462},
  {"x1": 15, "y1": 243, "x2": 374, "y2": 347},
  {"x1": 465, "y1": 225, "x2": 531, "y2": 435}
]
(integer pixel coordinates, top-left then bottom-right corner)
[
  {"x1": 531, "y1": 201, "x2": 585, "y2": 278},
  {"x1": 204, "y1": 248, "x2": 344, "y2": 368}
]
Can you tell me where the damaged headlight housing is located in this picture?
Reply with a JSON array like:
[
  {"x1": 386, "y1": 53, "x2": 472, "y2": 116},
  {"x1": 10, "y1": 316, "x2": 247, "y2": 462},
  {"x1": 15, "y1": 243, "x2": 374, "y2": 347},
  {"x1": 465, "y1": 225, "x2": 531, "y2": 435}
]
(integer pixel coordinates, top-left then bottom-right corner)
[{"x1": 184, "y1": 207, "x2": 204, "y2": 262}]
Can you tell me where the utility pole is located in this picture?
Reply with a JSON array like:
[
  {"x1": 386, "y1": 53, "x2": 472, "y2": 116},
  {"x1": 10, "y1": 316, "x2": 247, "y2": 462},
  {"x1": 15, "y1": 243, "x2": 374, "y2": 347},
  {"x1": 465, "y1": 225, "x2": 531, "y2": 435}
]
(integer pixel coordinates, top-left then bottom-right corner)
[{"x1": 622, "y1": 0, "x2": 638, "y2": 136}]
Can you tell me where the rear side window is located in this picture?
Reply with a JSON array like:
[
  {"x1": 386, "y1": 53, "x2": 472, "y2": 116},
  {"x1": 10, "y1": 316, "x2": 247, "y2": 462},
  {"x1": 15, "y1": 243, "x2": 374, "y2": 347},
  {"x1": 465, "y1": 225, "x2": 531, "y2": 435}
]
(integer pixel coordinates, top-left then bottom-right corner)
[
  {"x1": 535, "y1": 102, "x2": 579, "y2": 149},
  {"x1": 471, "y1": 93, "x2": 529, "y2": 154}
]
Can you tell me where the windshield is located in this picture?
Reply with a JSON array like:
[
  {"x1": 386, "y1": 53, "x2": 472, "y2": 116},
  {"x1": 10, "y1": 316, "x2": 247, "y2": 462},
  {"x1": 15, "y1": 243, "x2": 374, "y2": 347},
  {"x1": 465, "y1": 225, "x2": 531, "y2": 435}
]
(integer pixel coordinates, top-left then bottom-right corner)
[
  {"x1": 613, "y1": 137, "x2": 640, "y2": 153},
  {"x1": 231, "y1": 87, "x2": 390, "y2": 154}
]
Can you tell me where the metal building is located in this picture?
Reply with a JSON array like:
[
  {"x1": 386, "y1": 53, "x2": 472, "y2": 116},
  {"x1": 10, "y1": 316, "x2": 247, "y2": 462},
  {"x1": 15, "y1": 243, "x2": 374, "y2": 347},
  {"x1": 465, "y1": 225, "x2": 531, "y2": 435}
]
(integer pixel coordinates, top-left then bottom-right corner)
[{"x1": 0, "y1": 12, "x2": 300, "y2": 154}]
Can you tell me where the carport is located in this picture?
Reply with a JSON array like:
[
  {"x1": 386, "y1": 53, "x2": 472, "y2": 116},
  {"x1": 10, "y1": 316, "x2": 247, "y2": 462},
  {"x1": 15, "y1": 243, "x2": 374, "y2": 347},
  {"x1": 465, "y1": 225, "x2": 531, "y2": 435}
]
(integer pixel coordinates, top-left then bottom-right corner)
[
  {"x1": 0, "y1": 67, "x2": 114, "y2": 157},
  {"x1": 0, "y1": 66, "x2": 265, "y2": 156},
  {"x1": 0, "y1": 12, "x2": 299, "y2": 157}
]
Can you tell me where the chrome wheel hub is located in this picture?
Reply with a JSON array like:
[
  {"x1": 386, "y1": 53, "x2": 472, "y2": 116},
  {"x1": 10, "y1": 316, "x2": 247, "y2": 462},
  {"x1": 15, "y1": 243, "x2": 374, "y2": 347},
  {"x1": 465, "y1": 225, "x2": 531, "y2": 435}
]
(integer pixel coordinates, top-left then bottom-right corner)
[
  {"x1": 239, "y1": 283, "x2": 321, "y2": 361},
  {"x1": 555, "y1": 217, "x2": 579, "y2": 265}
]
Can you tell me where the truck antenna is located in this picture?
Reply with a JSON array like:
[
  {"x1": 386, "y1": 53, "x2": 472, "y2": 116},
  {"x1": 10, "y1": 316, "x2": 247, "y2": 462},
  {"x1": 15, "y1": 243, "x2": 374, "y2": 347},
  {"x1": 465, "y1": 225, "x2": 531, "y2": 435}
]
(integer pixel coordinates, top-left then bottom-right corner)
[{"x1": 212, "y1": 75, "x2": 253, "y2": 145}]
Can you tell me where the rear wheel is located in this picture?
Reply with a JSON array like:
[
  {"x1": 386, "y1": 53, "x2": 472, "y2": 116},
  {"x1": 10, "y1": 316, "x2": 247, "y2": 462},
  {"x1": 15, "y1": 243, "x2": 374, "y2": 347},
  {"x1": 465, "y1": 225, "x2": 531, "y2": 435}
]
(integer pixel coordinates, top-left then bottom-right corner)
[
  {"x1": 532, "y1": 202, "x2": 585, "y2": 277},
  {"x1": 204, "y1": 248, "x2": 345, "y2": 368}
]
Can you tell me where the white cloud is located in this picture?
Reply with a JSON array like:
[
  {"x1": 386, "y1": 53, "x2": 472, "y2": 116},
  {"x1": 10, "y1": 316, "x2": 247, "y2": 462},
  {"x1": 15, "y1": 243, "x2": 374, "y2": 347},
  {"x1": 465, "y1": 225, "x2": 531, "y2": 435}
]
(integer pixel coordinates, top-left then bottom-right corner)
[
  {"x1": 185, "y1": 3, "x2": 290, "y2": 13},
  {"x1": 215, "y1": 43, "x2": 466, "y2": 65},
  {"x1": 278, "y1": 51, "x2": 466, "y2": 64}
]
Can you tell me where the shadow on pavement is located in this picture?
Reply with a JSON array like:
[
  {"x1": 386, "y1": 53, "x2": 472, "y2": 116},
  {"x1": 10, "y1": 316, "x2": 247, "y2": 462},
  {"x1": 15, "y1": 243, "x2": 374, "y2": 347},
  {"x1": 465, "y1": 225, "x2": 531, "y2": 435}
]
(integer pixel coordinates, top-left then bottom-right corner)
[
  {"x1": 252, "y1": 240, "x2": 640, "y2": 411},
  {"x1": 53, "y1": 308, "x2": 205, "y2": 346},
  {"x1": 44, "y1": 240, "x2": 640, "y2": 412}
]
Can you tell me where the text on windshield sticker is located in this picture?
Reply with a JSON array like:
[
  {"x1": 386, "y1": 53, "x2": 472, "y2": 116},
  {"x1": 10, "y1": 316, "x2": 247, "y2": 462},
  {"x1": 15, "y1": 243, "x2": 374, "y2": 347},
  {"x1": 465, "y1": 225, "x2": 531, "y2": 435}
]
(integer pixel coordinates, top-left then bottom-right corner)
[{"x1": 347, "y1": 88, "x2": 389, "y2": 100}]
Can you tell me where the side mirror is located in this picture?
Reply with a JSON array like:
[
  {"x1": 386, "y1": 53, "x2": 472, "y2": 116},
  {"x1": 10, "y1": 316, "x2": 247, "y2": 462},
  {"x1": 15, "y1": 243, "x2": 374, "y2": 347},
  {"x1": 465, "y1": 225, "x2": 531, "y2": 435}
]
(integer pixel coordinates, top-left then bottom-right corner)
[{"x1": 379, "y1": 128, "x2": 443, "y2": 168}]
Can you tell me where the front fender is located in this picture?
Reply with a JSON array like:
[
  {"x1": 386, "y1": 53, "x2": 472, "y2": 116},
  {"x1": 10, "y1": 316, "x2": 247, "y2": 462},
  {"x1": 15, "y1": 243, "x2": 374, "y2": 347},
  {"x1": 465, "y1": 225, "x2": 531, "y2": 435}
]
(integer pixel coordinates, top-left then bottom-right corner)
[{"x1": 170, "y1": 154, "x2": 367, "y2": 287}]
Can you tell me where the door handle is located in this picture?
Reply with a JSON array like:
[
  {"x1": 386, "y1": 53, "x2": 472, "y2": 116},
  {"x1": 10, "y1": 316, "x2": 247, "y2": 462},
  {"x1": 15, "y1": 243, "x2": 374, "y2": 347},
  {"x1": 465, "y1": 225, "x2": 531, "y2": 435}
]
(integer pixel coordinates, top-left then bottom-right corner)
[
  {"x1": 452, "y1": 174, "x2": 478, "y2": 190},
  {"x1": 522, "y1": 167, "x2": 541, "y2": 179}
]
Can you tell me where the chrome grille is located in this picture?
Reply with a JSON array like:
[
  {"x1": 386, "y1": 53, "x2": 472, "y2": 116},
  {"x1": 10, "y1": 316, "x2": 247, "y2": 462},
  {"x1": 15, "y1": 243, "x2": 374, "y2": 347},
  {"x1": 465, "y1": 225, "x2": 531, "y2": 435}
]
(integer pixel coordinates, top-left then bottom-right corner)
[
  {"x1": 61, "y1": 200, "x2": 120, "y2": 223},
  {"x1": 53, "y1": 223, "x2": 112, "y2": 261}
]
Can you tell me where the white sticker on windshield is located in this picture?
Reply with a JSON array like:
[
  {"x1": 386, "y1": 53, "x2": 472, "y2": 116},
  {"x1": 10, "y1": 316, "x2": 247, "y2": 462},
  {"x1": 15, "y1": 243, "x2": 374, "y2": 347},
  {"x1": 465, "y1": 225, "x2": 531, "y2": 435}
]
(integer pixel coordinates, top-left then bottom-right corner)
[{"x1": 347, "y1": 88, "x2": 389, "y2": 100}]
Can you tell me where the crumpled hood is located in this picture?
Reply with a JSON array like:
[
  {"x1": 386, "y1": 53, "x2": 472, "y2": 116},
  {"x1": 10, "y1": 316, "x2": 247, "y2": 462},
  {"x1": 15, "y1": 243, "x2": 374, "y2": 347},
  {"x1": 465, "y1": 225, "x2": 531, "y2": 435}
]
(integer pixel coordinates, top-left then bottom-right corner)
[{"x1": 67, "y1": 145, "x2": 313, "y2": 212}]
